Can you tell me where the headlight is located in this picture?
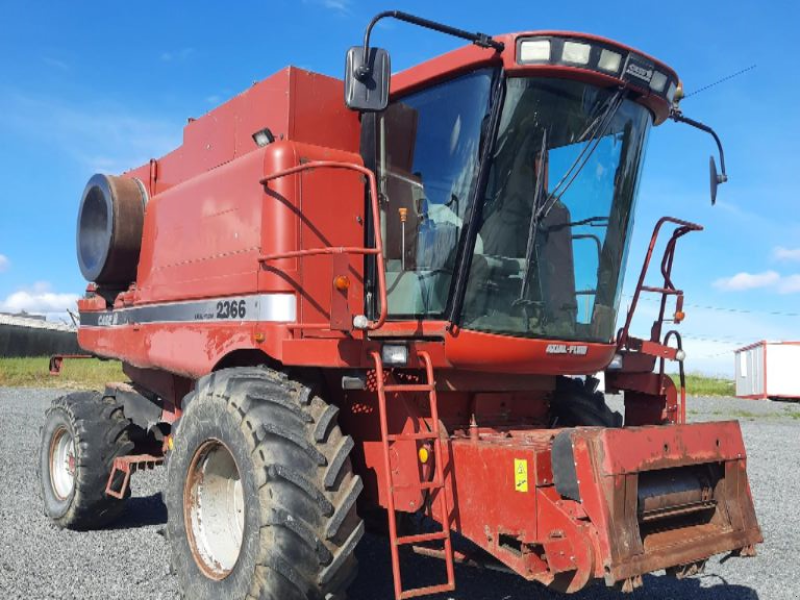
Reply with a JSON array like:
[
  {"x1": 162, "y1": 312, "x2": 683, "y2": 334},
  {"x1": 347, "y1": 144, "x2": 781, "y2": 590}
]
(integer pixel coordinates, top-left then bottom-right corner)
[
  {"x1": 598, "y1": 49, "x2": 622, "y2": 73},
  {"x1": 381, "y1": 344, "x2": 409, "y2": 366},
  {"x1": 607, "y1": 353, "x2": 624, "y2": 370},
  {"x1": 562, "y1": 41, "x2": 591, "y2": 65},
  {"x1": 519, "y1": 39, "x2": 551, "y2": 62},
  {"x1": 650, "y1": 71, "x2": 668, "y2": 93}
]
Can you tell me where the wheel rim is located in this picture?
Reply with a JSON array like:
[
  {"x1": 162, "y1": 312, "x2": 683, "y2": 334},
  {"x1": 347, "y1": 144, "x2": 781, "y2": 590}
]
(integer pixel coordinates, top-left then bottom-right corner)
[
  {"x1": 49, "y1": 426, "x2": 76, "y2": 500},
  {"x1": 184, "y1": 439, "x2": 245, "y2": 580}
]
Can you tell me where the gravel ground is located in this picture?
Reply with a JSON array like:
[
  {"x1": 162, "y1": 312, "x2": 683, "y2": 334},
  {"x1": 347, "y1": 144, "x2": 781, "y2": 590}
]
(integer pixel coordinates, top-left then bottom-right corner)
[{"x1": 1, "y1": 388, "x2": 797, "y2": 600}]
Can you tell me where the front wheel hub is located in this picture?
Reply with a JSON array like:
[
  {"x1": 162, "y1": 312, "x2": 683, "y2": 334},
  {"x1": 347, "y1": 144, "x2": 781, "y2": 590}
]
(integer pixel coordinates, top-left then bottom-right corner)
[
  {"x1": 184, "y1": 439, "x2": 245, "y2": 580},
  {"x1": 49, "y1": 426, "x2": 76, "y2": 500}
]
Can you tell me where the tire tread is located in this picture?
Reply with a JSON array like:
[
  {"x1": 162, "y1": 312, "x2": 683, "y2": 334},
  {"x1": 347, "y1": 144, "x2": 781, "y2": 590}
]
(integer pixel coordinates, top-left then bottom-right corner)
[{"x1": 167, "y1": 366, "x2": 361, "y2": 600}]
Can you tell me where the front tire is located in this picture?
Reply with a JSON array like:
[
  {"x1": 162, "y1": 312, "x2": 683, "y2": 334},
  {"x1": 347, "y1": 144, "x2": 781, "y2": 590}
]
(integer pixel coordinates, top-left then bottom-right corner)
[
  {"x1": 549, "y1": 376, "x2": 623, "y2": 427},
  {"x1": 165, "y1": 367, "x2": 363, "y2": 600},
  {"x1": 39, "y1": 391, "x2": 135, "y2": 529}
]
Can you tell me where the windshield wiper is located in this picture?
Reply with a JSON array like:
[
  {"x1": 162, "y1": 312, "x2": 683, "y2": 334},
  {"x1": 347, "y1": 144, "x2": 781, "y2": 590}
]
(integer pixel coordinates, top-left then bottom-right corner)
[
  {"x1": 516, "y1": 88, "x2": 627, "y2": 307},
  {"x1": 547, "y1": 215, "x2": 610, "y2": 232},
  {"x1": 517, "y1": 128, "x2": 548, "y2": 303}
]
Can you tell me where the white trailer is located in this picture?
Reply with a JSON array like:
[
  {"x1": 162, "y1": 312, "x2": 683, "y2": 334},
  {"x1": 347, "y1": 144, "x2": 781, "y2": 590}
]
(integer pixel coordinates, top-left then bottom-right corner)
[{"x1": 734, "y1": 341, "x2": 800, "y2": 400}]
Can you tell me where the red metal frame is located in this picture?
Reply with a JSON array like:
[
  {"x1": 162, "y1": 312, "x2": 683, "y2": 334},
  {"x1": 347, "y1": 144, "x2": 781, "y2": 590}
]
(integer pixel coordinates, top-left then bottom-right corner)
[
  {"x1": 618, "y1": 217, "x2": 703, "y2": 353},
  {"x1": 258, "y1": 160, "x2": 387, "y2": 331},
  {"x1": 67, "y1": 28, "x2": 764, "y2": 598},
  {"x1": 48, "y1": 354, "x2": 95, "y2": 375},
  {"x1": 105, "y1": 454, "x2": 164, "y2": 499},
  {"x1": 350, "y1": 401, "x2": 761, "y2": 593},
  {"x1": 609, "y1": 217, "x2": 703, "y2": 425},
  {"x1": 391, "y1": 31, "x2": 678, "y2": 124}
]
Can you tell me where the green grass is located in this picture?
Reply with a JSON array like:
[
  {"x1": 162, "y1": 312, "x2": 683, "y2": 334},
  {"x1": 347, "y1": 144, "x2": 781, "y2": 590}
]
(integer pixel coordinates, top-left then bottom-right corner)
[
  {"x1": 668, "y1": 372, "x2": 735, "y2": 397},
  {"x1": 703, "y1": 407, "x2": 800, "y2": 421},
  {"x1": 0, "y1": 356, "x2": 125, "y2": 390}
]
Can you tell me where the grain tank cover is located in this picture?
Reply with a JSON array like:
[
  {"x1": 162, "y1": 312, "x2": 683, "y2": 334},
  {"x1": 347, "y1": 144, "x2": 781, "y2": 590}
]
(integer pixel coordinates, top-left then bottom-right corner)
[{"x1": 76, "y1": 174, "x2": 147, "y2": 285}]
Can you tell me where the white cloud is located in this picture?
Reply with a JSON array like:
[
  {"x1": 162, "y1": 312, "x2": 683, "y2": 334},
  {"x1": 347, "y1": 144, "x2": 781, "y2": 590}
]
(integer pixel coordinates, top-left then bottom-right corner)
[
  {"x1": 43, "y1": 56, "x2": 70, "y2": 71},
  {"x1": 303, "y1": 0, "x2": 352, "y2": 13},
  {"x1": 712, "y1": 269, "x2": 800, "y2": 294},
  {"x1": 0, "y1": 90, "x2": 180, "y2": 174},
  {"x1": 0, "y1": 254, "x2": 9, "y2": 273},
  {"x1": 0, "y1": 282, "x2": 79, "y2": 319},
  {"x1": 774, "y1": 246, "x2": 800, "y2": 261},
  {"x1": 713, "y1": 271, "x2": 780, "y2": 292},
  {"x1": 160, "y1": 48, "x2": 194, "y2": 62},
  {"x1": 323, "y1": 0, "x2": 350, "y2": 10},
  {"x1": 778, "y1": 274, "x2": 800, "y2": 294}
]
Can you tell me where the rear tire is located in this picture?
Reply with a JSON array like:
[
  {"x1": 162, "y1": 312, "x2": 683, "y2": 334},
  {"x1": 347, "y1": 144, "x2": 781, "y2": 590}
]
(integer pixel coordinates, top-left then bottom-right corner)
[
  {"x1": 165, "y1": 367, "x2": 363, "y2": 600},
  {"x1": 39, "y1": 391, "x2": 135, "y2": 529}
]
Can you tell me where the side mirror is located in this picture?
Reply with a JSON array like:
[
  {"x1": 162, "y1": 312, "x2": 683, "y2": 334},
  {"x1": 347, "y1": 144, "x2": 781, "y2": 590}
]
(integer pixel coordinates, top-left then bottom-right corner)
[
  {"x1": 709, "y1": 155, "x2": 728, "y2": 205},
  {"x1": 709, "y1": 156, "x2": 719, "y2": 205},
  {"x1": 344, "y1": 46, "x2": 391, "y2": 112},
  {"x1": 670, "y1": 110, "x2": 728, "y2": 206}
]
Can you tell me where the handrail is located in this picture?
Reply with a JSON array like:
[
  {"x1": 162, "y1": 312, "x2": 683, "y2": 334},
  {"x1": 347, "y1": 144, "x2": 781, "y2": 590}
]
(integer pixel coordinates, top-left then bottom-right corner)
[
  {"x1": 258, "y1": 161, "x2": 388, "y2": 330},
  {"x1": 661, "y1": 330, "x2": 686, "y2": 424},
  {"x1": 618, "y1": 216, "x2": 702, "y2": 350}
]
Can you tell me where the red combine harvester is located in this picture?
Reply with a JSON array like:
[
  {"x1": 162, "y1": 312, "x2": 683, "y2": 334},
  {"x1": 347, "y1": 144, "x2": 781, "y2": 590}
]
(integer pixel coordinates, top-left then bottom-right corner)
[{"x1": 40, "y1": 12, "x2": 761, "y2": 600}]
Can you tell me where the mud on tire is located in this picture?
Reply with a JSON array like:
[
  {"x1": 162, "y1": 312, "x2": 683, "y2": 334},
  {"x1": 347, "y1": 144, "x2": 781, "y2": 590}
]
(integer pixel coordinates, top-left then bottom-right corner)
[
  {"x1": 165, "y1": 367, "x2": 363, "y2": 600},
  {"x1": 39, "y1": 391, "x2": 136, "y2": 529}
]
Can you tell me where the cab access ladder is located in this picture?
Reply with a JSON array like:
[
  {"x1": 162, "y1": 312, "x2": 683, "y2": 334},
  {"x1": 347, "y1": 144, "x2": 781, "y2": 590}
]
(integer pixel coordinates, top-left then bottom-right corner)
[{"x1": 370, "y1": 350, "x2": 455, "y2": 600}]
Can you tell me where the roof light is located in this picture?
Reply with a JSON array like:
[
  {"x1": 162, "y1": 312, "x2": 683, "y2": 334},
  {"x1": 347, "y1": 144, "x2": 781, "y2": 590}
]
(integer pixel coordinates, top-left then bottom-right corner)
[
  {"x1": 598, "y1": 49, "x2": 622, "y2": 73},
  {"x1": 562, "y1": 41, "x2": 591, "y2": 65},
  {"x1": 519, "y1": 39, "x2": 551, "y2": 62},
  {"x1": 650, "y1": 71, "x2": 668, "y2": 93},
  {"x1": 515, "y1": 35, "x2": 677, "y2": 104}
]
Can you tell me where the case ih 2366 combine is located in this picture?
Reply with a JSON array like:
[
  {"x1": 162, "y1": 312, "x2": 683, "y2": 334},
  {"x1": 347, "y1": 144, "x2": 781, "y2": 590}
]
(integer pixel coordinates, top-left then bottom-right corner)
[{"x1": 40, "y1": 12, "x2": 761, "y2": 600}]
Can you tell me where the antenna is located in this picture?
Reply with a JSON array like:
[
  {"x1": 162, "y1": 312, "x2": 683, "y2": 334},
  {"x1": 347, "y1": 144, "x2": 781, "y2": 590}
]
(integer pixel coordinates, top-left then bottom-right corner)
[{"x1": 682, "y1": 64, "x2": 757, "y2": 100}]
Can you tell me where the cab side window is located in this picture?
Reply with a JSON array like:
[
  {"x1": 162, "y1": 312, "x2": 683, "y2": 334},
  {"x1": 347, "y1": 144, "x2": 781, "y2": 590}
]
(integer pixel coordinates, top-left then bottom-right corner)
[{"x1": 379, "y1": 69, "x2": 494, "y2": 318}]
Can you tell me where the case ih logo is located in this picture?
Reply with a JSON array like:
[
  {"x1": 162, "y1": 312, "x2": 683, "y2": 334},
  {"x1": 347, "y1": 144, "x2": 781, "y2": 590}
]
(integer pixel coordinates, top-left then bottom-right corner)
[
  {"x1": 97, "y1": 313, "x2": 120, "y2": 327},
  {"x1": 545, "y1": 344, "x2": 588, "y2": 356},
  {"x1": 625, "y1": 62, "x2": 654, "y2": 83}
]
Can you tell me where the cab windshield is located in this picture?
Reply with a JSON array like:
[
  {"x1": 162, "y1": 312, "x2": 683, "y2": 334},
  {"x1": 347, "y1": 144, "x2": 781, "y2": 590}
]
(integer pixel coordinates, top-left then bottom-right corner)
[
  {"x1": 377, "y1": 74, "x2": 651, "y2": 343},
  {"x1": 461, "y1": 78, "x2": 651, "y2": 342}
]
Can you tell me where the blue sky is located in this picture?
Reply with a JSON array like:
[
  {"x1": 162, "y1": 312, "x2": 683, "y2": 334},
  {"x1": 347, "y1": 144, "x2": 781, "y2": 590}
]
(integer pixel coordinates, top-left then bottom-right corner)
[{"x1": 1, "y1": 0, "x2": 798, "y2": 375}]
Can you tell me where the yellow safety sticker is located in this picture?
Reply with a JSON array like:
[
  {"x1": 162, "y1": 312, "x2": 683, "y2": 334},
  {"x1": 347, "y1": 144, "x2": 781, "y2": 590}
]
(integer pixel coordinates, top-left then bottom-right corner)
[{"x1": 514, "y1": 458, "x2": 528, "y2": 493}]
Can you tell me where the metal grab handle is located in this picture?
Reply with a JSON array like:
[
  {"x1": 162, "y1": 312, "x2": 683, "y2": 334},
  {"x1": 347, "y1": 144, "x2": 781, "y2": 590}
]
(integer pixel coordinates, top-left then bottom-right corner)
[
  {"x1": 618, "y1": 216, "x2": 703, "y2": 350},
  {"x1": 259, "y1": 161, "x2": 388, "y2": 330}
]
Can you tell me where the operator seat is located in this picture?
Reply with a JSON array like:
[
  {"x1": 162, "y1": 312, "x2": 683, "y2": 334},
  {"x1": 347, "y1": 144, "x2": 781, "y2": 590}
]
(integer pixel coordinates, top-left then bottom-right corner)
[{"x1": 467, "y1": 131, "x2": 577, "y2": 333}]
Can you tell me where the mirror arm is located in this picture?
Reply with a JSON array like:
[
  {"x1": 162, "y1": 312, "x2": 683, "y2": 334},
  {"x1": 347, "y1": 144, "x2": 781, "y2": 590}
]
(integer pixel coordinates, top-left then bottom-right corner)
[
  {"x1": 356, "y1": 10, "x2": 504, "y2": 80},
  {"x1": 669, "y1": 108, "x2": 728, "y2": 182}
]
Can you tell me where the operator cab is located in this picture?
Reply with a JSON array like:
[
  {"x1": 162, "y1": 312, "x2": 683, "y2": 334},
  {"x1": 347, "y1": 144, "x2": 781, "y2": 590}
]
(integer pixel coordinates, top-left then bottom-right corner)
[{"x1": 350, "y1": 26, "x2": 685, "y2": 346}]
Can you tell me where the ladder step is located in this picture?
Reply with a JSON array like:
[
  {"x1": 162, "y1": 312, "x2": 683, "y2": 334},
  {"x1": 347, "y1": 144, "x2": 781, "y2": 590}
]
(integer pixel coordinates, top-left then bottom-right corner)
[
  {"x1": 371, "y1": 349, "x2": 455, "y2": 600},
  {"x1": 393, "y1": 479, "x2": 443, "y2": 492},
  {"x1": 399, "y1": 583, "x2": 456, "y2": 599},
  {"x1": 397, "y1": 531, "x2": 449, "y2": 545},
  {"x1": 387, "y1": 431, "x2": 438, "y2": 442},
  {"x1": 383, "y1": 384, "x2": 435, "y2": 393}
]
